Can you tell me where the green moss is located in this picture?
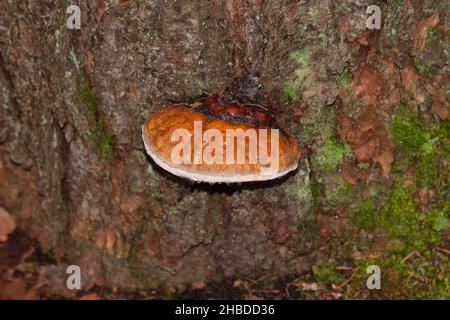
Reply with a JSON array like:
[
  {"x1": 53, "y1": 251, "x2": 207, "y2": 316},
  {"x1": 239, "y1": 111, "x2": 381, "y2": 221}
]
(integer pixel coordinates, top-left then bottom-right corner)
[
  {"x1": 282, "y1": 81, "x2": 299, "y2": 102},
  {"x1": 391, "y1": 108, "x2": 450, "y2": 190},
  {"x1": 357, "y1": 162, "x2": 369, "y2": 170},
  {"x1": 314, "y1": 137, "x2": 352, "y2": 172},
  {"x1": 380, "y1": 184, "x2": 442, "y2": 250},
  {"x1": 411, "y1": 255, "x2": 450, "y2": 299},
  {"x1": 90, "y1": 121, "x2": 114, "y2": 160},
  {"x1": 78, "y1": 76, "x2": 114, "y2": 160},
  {"x1": 313, "y1": 260, "x2": 342, "y2": 285},
  {"x1": 392, "y1": 110, "x2": 429, "y2": 156},
  {"x1": 344, "y1": 107, "x2": 449, "y2": 299},
  {"x1": 351, "y1": 197, "x2": 376, "y2": 230},
  {"x1": 343, "y1": 251, "x2": 449, "y2": 299},
  {"x1": 78, "y1": 77, "x2": 97, "y2": 120},
  {"x1": 343, "y1": 257, "x2": 411, "y2": 299},
  {"x1": 352, "y1": 182, "x2": 448, "y2": 253}
]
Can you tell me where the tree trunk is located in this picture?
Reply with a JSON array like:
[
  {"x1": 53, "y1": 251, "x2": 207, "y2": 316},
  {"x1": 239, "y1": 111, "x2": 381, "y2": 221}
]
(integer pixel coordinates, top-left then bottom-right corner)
[{"x1": 0, "y1": 0, "x2": 448, "y2": 296}]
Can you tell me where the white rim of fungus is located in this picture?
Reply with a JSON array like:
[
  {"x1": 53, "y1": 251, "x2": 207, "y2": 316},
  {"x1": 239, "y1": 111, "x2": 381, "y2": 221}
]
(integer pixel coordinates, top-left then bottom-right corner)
[{"x1": 142, "y1": 126, "x2": 299, "y2": 183}]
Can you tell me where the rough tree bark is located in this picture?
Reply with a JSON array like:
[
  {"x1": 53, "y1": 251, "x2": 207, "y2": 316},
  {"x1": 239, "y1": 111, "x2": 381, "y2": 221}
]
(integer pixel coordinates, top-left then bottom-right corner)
[{"x1": 0, "y1": 0, "x2": 448, "y2": 295}]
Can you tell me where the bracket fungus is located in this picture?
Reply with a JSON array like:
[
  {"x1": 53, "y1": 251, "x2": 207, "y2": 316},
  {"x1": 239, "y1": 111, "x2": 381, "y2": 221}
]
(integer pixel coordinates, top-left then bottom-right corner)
[{"x1": 142, "y1": 95, "x2": 300, "y2": 183}]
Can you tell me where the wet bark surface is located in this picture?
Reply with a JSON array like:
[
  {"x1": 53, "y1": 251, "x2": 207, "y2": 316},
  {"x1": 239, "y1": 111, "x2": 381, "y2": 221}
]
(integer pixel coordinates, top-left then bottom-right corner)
[{"x1": 0, "y1": 0, "x2": 448, "y2": 298}]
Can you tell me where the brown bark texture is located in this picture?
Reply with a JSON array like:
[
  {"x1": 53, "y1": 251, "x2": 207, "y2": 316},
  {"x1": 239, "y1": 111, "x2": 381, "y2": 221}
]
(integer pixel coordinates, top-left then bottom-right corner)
[{"x1": 0, "y1": 0, "x2": 448, "y2": 296}]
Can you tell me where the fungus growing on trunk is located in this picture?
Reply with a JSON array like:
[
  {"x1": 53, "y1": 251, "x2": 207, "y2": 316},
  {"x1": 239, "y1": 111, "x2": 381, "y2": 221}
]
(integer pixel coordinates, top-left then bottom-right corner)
[
  {"x1": 142, "y1": 97, "x2": 300, "y2": 183},
  {"x1": 142, "y1": 79, "x2": 300, "y2": 183}
]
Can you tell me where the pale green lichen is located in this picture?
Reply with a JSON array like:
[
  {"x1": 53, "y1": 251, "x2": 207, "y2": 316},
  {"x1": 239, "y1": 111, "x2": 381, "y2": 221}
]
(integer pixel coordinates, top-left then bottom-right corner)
[
  {"x1": 54, "y1": 29, "x2": 61, "y2": 55},
  {"x1": 282, "y1": 48, "x2": 313, "y2": 103},
  {"x1": 68, "y1": 50, "x2": 81, "y2": 72},
  {"x1": 285, "y1": 164, "x2": 313, "y2": 213},
  {"x1": 146, "y1": 165, "x2": 163, "y2": 199},
  {"x1": 314, "y1": 137, "x2": 352, "y2": 172},
  {"x1": 297, "y1": 105, "x2": 335, "y2": 145},
  {"x1": 308, "y1": 7, "x2": 319, "y2": 25},
  {"x1": 414, "y1": 56, "x2": 433, "y2": 77}
]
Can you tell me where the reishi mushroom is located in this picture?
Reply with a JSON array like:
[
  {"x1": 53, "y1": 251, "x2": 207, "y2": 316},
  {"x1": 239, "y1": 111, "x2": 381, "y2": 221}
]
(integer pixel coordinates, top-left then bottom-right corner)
[{"x1": 142, "y1": 95, "x2": 300, "y2": 183}]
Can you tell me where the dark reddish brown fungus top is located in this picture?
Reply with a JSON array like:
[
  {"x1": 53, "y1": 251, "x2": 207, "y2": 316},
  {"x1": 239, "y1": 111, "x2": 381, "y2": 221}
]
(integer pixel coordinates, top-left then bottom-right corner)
[{"x1": 195, "y1": 95, "x2": 276, "y2": 127}]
